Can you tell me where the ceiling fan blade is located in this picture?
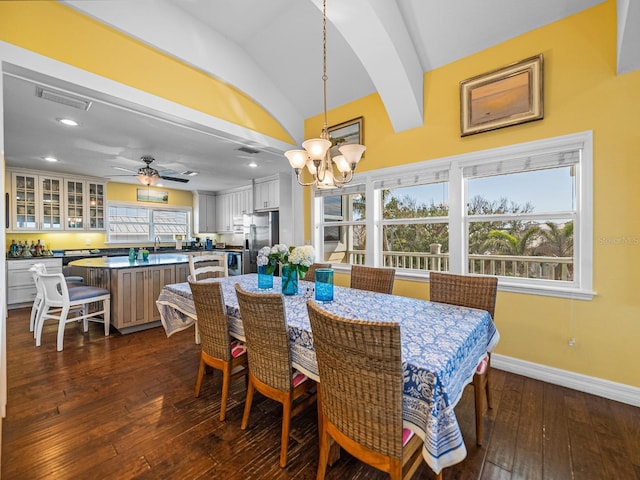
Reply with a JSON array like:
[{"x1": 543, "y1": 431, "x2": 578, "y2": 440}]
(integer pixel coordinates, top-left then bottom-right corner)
[
  {"x1": 112, "y1": 166, "x2": 137, "y2": 173},
  {"x1": 159, "y1": 175, "x2": 190, "y2": 183}
]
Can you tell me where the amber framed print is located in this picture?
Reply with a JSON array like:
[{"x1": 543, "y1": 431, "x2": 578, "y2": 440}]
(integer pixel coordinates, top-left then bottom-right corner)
[{"x1": 460, "y1": 54, "x2": 543, "y2": 136}]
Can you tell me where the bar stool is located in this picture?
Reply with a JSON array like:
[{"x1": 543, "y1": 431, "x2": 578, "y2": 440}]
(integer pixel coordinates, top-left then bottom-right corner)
[{"x1": 35, "y1": 272, "x2": 111, "y2": 351}]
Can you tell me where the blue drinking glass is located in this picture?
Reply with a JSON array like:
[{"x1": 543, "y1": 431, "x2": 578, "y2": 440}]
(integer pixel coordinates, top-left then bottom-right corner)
[
  {"x1": 314, "y1": 268, "x2": 334, "y2": 302},
  {"x1": 258, "y1": 265, "x2": 273, "y2": 289}
]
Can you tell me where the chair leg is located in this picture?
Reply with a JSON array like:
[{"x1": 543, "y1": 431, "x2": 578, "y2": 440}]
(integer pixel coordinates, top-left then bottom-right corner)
[
  {"x1": 29, "y1": 296, "x2": 41, "y2": 333},
  {"x1": 485, "y1": 357, "x2": 493, "y2": 409},
  {"x1": 241, "y1": 379, "x2": 255, "y2": 430},
  {"x1": 194, "y1": 356, "x2": 206, "y2": 398},
  {"x1": 83, "y1": 303, "x2": 89, "y2": 332},
  {"x1": 316, "y1": 405, "x2": 329, "y2": 480},
  {"x1": 473, "y1": 373, "x2": 485, "y2": 446},
  {"x1": 103, "y1": 297, "x2": 111, "y2": 336},
  {"x1": 280, "y1": 398, "x2": 292, "y2": 467},
  {"x1": 56, "y1": 306, "x2": 70, "y2": 352},
  {"x1": 219, "y1": 363, "x2": 232, "y2": 422},
  {"x1": 35, "y1": 305, "x2": 48, "y2": 347}
]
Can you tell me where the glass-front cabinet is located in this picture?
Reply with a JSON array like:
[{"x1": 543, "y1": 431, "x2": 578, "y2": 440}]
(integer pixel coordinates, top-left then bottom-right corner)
[
  {"x1": 9, "y1": 170, "x2": 105, "y2": 232},
  {"x1": 12, "y1": 172, "x2": 63, "y2": 231},
  {"x1": 65, "y1": 180, "x2": 105, "y2": 230},
  {"x1": 88, "y1": 182, "x2": 105, "y2": 230}
]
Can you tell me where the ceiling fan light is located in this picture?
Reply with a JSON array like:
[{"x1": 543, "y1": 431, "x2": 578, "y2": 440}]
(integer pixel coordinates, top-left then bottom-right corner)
[
  {"x1": 338, "y1": 144, "x2": 366, "y2": 167},
  {"x1": 137, "y1": 173, "x2": 159, "y2": 186},
  {"x1": 285, "y1": 149, "x2": 308, "y2": 169},
  {"x1": 302, "y1": 138, "x2": 331, "y2": 161}
]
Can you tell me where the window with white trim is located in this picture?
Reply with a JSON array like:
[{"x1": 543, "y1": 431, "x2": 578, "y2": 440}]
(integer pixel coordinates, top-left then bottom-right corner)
[
  {"x1": 313, "y1": 132, "x2": 593, "y2": 298},
  {"x1": 107, "y1": 203, "x2": 191, "y2": 243}
]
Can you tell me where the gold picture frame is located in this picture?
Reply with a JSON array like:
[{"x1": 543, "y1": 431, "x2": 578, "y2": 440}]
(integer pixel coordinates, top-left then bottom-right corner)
[
  {"x1": 460, "y1": 54, "x2": 543, "y2": 136},
  {"x1": 328, "y1": 116, "x2": 364, "y2": 152}
]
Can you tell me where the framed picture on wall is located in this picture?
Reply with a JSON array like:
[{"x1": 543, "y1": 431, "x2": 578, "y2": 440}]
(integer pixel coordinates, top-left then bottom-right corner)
[
  {"x1": 328, "y1": 116, "x2": 364, "y2": 154},
  {"x1": 460, "y1": 54, "x2": 543, "y2": 136}
]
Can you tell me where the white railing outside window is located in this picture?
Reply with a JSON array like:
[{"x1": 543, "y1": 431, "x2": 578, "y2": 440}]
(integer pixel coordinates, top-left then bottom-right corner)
[{"x1": 314, "y1": 131, "x2": 594, "y2": 299}]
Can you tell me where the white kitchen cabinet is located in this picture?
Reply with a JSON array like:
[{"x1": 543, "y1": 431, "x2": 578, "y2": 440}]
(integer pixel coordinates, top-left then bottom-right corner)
[
  {"x1": 8, "y1": 170, "x2": 105, "y2": 232},
  {"x1": 215, "y1": 192, "x2": 231, "y2": 232},
  {"x1": 65, "y1": 180, "x2": 106, "y2": 231},
  {"x1": 11, "y1": 172, "x2": 63, "y2": 231},
  {"x1": 254, "y1": 177, "x2": 280, "y2": 210},
  {"x1": 6, "y1": 258, "x2": 62, "y2": 308},
  {"x1": 196, "y1": 192, "x2": 216, "y2": 233},
  {"x1": 215, "y1": 186, "x2": 252, "y2": 232}
]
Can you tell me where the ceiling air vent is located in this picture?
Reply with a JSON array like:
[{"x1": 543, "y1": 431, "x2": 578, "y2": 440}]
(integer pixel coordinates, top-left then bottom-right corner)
[
  {"x1": 237, "y1": 146, "x2": 260, "y2": 155},
  {"x1": 35, "y1": 86, "x2": 93, "y2": 111}
]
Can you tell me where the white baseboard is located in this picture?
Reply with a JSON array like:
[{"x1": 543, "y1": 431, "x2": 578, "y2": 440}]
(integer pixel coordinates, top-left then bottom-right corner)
[{"x1": 491, "y1": 354, "x2": 640, "y2": 408}]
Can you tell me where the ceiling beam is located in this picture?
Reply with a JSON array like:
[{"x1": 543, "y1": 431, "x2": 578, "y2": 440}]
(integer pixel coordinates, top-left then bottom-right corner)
[
  {"x1": 617, "y1": 0, "x2": 640, "y2": 75},
  {"x1": 313, "y1": 0, "x2": 424, "y2": 133}
]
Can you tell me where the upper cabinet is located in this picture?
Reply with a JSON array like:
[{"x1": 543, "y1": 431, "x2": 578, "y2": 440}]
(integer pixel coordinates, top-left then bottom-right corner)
[
  {"x1": 215, "y1": 186, "x2": 252, "y2": 233},
  {"x1": 8, "y1": 169, "x2": 105, "y2": 232},
  {"x1": 195, "y1": 192, "x2": 216, "y2": 234},
  {"x1": 65, "y1": 180, "x2": 105, "y2": 230},
  {"x1": 11, "y1": 172, "x2": 63, "y2": 231},
  {"x1": 254, "y1": 177, "x2": 279, "y2": 210},
  {"x1": 253, "y1": 173, "x2": 291, "y2": 212}
]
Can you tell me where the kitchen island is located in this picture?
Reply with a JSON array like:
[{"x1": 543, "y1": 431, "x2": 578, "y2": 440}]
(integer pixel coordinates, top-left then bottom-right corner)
[{"x1": 69, "y1": 254, "x2": 191, "y2": 334}]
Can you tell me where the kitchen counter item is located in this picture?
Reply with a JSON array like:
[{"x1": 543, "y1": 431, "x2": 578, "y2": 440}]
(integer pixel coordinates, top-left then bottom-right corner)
[{"x1": 69, "y1": 253, "x2": 190, "y2": 269}]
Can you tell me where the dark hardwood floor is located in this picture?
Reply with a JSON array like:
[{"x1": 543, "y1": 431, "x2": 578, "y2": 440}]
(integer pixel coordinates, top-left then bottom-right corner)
[{"x1": 2, "y1": 307, "x2": 639, "y2": 479}]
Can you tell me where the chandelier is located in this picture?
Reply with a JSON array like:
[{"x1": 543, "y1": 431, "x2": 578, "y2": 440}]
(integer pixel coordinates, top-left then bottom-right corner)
[{"x1": 284, "y1": 0, "x2": 365, "y2": 189}]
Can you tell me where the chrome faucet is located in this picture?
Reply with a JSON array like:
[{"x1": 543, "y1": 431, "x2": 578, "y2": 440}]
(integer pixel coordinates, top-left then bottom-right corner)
[{"x1": 154, "y1": 236, "x2": 161, "y2": 252}]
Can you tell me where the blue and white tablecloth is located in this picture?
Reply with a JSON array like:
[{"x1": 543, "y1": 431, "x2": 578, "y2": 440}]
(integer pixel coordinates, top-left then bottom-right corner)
[{"x1": 156, "y1": 274, "x2": 499, "y2": 474}]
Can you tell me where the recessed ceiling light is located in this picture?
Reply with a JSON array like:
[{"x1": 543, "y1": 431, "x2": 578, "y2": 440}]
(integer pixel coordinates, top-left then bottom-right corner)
[
  {"x1": 57, "y1": 118, "x2": 78, "y2": 126},
  {"x1": 248, "y1": 161, "x2": 258, "y2": 168},
  {"x1": 44, "y1": 156, "x2": 58, "y2": 162}
]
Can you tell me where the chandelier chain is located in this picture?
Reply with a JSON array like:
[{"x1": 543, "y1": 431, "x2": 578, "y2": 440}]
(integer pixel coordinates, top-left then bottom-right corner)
[{"x1": 322, "y1": 0, "x2": 328, "y2": 129}]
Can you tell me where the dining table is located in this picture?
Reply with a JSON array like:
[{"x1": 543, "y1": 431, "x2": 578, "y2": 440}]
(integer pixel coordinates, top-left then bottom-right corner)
[{"x1": 156, "y1": 273, "x2": 500, "y2": 475}]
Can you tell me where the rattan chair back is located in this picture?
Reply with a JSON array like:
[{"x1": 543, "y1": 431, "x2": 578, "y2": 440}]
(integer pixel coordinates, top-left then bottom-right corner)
[
  {"x1": 303, "y1": 263, "x2": 331, "y2": 281},
  {"x1": 429, "y1": 272, "x2": 497, "y2": 318},
  {"x1": 235, "y1": 284, "x2": 294, "y2": 392},
  {"x1": 307, "y1": 300, "x2": 404, "y2": 459},
  {"x1": 189, "y1": 252, "x2": 228, "y2": 281},
  {"x1": 350, "y1": 265, "x2": 396, "y2": 294},
  {"x1": 189, "y1": 280, "x2": 232, "y2": 361}
]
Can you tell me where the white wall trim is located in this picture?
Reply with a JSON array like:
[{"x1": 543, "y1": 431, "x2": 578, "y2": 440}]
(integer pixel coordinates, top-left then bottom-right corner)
[{"x1": 492, "y1": 354, "x2": 640, "y2": 407}]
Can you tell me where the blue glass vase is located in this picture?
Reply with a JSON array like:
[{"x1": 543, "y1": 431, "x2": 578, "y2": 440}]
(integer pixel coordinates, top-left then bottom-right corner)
[
  {"x1": 281, "y1": 264, "x2": 298, "y2": 296},
  {"x1": 258, "y1": 265, "x2": 273, "y2": 289}
]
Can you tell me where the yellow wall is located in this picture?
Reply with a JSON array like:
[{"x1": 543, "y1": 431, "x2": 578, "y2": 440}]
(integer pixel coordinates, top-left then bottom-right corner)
[
  {"x1": 1, "y1": 0, "x2": 638, "y2": 388},
  {"x1": 0, "y1": 1, "x2": 293, "y2": 144},
  {"x1": 306, "y1": 1, "x2": 640, "y2": 387},
  {"x1": 6, "y1": 181, "x2": 193, "y2": 250}
]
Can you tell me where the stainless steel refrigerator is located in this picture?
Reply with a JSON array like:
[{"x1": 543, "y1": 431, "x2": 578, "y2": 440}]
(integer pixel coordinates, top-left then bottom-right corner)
[{"x1": 242, "y1": 211, "x2": 279, "y2": 274}]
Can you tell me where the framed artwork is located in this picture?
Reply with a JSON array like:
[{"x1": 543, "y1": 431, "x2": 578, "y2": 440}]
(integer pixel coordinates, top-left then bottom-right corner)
[
  {"x1": 328, "y1": 116, "x2": 364, "y2": 152},
  {"x1": 460, "y1": 54, "x2": 543, "y2": 136},
  {"x1": 137, "y1": 188, "x2": 168, "y2": 203}
]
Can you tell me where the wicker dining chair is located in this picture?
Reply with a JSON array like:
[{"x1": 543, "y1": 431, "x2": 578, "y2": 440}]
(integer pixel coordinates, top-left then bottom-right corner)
[
  {"x1": 189, "y1": 279, "x2": 248, "y2": 421},
  {"x1": 306, "y1": 301, "x2": 432, "y2": 480},
  {"x1": 303, "y1": 262, "x2": 331, "y2": 281},
  {"x1": 429, "y1": 271, "x2": 498, "y2": 446},
  {"x1": 350, "y1": 265, "x2": 396, "y2": 294},
  {"x1": 234, "y1": 284, "x2": 317, "y2": 468}
]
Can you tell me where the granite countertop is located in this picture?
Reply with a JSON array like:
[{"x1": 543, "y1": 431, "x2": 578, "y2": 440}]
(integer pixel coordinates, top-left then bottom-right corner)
[{"x1": 68, "y1": 253, "x2": 191, "y2": 269}]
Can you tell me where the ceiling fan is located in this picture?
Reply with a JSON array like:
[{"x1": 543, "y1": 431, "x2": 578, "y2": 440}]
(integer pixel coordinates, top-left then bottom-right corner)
[{"x1": 112, "y1": 156, "x2": 190, "y2": 185}]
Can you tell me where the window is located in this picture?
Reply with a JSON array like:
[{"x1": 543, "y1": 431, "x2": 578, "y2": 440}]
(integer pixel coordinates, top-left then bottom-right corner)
[
  {"x1": 313, "y1": 131, "x2": 593, "y2": 298},
  {"x1": 107, "y1": 203, "x2": 190, "y2": 243},
  {"x1": 315, "y1": 184, "x2": 366, "y2": 265}
]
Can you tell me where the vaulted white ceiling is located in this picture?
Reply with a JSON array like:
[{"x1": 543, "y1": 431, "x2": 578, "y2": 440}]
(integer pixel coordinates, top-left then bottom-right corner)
[{"x1": 3, "y1": 0, "x2": 637, "y2": 191}]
